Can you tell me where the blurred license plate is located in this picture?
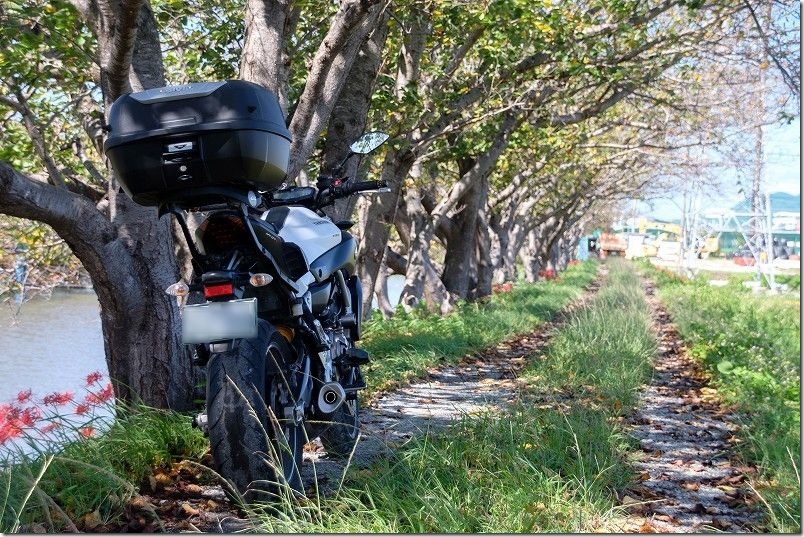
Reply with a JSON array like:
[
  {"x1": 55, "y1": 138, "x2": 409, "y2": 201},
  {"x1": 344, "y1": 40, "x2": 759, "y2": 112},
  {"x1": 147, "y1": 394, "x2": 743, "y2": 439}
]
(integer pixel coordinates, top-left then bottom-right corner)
[{"x1": 182, "y1": 298, "x2": 258, "y2": 344}]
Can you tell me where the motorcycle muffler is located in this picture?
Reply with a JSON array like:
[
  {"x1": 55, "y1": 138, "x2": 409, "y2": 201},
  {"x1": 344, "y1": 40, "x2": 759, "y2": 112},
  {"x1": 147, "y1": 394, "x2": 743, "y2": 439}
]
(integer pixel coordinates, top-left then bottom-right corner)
[{"x1": 317, "y1": 382, "x2": 346, "y2": 414}]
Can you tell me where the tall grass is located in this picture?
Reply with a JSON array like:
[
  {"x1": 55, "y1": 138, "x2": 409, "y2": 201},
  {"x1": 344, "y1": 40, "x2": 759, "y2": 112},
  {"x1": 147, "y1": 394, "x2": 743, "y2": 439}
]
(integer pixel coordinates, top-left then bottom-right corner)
[
  {"x1": 249, "y1": 258, "x2": 656, "y2": 532},
  {"x1": 522, "y1": 260, "x2": 655, "y2": 410},
  {"x1": 638, "y1": 260, "x2": 801, "y2": 532},
  {"x1": 361, "y1": 261, "x2": 599, "y2": 395},
  {"x1": 0, "y1": 263, "x2": 597, "y2": 531},
  {"x1": 1, "y1": 404, "x2": 207, "y2": 532}
]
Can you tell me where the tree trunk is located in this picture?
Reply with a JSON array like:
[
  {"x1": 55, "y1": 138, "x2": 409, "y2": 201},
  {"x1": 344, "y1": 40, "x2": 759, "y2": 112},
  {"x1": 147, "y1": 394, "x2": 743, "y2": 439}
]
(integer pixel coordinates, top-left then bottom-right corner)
[
  {"x1": 239, "y1": 0, "x2": 293, "y2": 114},
  {"x1": 320, "y1": 10, "x2": 390, "y2": 221},
  {"x1": 473, "y1": 211, "x2": 494, "y2": 300},
  {"x1": 399, "y1": 170, "x2": 430, "y2": 309},
  {"x1": 441, "y1": 179, "x2": 481, "y2": 299},
  {"x1": 355, "y1": 148, "x2": 415, "y2": 318}
]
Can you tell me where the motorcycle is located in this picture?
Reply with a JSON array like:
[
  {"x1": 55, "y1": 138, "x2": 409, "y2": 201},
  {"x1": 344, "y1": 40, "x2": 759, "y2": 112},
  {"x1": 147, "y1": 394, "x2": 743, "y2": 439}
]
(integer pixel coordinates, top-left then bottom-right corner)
[{"x1": 103, "y1": 80, "x2": 388, "y2": 501}]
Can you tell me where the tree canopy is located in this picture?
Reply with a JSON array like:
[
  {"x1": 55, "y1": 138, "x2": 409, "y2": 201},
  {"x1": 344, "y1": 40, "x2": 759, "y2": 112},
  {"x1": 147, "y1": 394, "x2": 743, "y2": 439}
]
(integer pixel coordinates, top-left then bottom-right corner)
[{"x1": 0, "y1": 0, "x2": 798, "y2": 407}]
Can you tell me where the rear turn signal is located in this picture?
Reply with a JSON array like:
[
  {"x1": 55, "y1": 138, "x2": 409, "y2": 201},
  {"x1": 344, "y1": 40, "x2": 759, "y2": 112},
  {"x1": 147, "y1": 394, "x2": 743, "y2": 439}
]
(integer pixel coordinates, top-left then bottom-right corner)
[
  {"x1": 249, "y1": 273, "x2": 273, "y2": 287},
  {"x1": 204, "y1": 282, "x2": 234, "y2": 299},
  {"x1": 165, "y1": 280, "x2": 189, "y2": 297}
]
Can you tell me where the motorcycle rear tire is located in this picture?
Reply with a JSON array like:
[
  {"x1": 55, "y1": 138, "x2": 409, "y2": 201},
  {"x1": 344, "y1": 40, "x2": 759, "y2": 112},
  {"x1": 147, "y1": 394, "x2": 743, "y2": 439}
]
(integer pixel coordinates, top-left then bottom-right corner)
[{"x1": 206, "y1": 321, "x2": 304, "y2": 503}]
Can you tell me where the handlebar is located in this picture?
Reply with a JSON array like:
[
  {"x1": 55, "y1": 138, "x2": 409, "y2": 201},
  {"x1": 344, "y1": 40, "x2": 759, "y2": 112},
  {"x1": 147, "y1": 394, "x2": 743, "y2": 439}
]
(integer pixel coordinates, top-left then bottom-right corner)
[
  {"x1": 344, "y1": 180, "x2": 386, "y2": 195},
  {"x1": 312, "y1": 178, "x2": 387, "y2": 209}
]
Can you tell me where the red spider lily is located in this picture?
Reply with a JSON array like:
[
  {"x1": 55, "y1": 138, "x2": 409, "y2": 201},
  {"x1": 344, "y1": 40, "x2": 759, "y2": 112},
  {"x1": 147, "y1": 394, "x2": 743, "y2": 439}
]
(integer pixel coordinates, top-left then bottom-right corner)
[
  {"x1": 74, "y1": 403, "x2": 90, "y2": 416},
  {"x1": 16, "y1": 389, "x2": 32, "y2": 404},
  {"x1": 19, "y1": 406, "x2": 41, "y2": 427},
  {"x1": 538, "y1": 269, "x2": 558, "y2": 280},
  {"x1": 0, "y1": 403, "x2": 18, "y2": 422},
  {"x1": 40, "y1": 421, "x2": 62, "y2": 434},
  {"x1": 0, "y1": 421, "x2": 22, "y2": 444},
  {"x1": 43, "y1": 391, "x2": 74, "y2": 406},
  {"x1": 79, "y1": 427, "x2": 95, "y2": 438},
  {"x1": 85, "y1": 382, "x2": 114, "y2": 406},
  {"x1": 85, "y1": 371, "x2": 103, "y2": 386}
]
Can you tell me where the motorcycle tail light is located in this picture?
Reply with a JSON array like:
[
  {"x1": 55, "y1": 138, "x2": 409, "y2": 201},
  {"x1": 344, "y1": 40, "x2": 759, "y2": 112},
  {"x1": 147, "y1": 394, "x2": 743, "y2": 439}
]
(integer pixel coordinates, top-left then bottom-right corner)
[{"x1": 204, "y1": 282, "x2": 234, "y2": 299}]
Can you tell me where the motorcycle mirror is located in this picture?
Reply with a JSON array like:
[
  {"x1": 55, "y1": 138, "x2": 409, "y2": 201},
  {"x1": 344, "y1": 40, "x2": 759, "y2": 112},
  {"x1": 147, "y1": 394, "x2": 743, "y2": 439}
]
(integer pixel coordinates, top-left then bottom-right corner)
[{"x1": 349, "y1": 131, "x2": 390, "y2": 155}]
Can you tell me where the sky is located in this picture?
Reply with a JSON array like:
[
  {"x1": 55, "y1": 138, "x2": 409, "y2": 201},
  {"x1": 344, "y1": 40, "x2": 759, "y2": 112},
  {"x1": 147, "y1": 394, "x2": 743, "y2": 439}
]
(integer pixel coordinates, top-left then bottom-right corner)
[{"x1": 639, "y1": 117, "x2": 801, "y2": 221}]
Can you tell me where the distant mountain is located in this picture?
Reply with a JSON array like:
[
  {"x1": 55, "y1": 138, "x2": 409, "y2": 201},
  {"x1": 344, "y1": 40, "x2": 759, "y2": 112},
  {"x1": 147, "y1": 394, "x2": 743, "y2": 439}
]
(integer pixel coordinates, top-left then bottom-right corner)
[{"x1": 732, "y1": 192, "x2": 800, "y2": 213}]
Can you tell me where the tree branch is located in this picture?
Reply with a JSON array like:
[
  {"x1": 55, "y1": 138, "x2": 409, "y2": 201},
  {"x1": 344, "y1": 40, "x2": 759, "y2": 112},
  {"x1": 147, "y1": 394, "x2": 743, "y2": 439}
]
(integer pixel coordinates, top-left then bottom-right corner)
[
  {"x1": 286, "y1": 0, "x2": 384, "y2": 180},
  {"x1": 9, "y1": 89, "x2": 66, "y2": 189},
  {"x1": 103, "y1": 0, "x2": 145, "y2": 99},
  {"x1": 0, "y1": 161, "x2": 116, "y2": 255}
]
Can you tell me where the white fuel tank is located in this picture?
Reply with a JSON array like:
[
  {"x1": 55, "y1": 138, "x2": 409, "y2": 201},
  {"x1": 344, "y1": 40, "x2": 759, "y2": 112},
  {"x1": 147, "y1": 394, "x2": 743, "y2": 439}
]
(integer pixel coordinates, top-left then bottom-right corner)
[{"x1": 263, "y1": 206, "x2": 342, "y2": 265}]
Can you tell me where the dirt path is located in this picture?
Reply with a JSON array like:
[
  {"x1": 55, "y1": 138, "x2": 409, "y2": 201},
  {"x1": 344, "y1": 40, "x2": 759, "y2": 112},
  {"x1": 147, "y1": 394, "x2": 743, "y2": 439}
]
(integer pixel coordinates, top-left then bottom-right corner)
[
  {"x1": 106, "y1": 274, "x2": 603, "y2": 533},
  {"x1": 617, "y1": 282, "x2": 761, "y2": 533}
]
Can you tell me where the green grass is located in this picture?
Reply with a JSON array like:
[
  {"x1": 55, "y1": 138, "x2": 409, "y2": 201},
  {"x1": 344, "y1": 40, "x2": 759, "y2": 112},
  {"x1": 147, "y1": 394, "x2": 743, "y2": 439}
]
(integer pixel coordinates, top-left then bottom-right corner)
[
  {"x1": 251, "y1": 258, "x2": 656, "y2": 532},
  {"x1": 361, "y1": 260, "x2": 599, "y2": 395},
  {"x1": 637, "y1": 260, "x2": 801, "y2": 532},
  {"x1": 1, "y1": 405, "x2": 207, "y2": 532},
  {"x1": 521, "y1": 260, "x2": 655, "y2": 410}
]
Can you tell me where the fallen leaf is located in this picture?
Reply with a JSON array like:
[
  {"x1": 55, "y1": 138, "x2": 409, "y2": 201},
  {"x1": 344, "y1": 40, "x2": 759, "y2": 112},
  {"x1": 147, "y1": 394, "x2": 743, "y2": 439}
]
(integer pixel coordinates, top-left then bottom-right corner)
[
  {"x1": 184, "y1": 483, "x2": 203, "y2": 494},
  {"x1": 638, "y1": 520, "x2": 655, "y2": 533},
  {"x1": 154, "y1": 472, "x2": 173, "y2": 488},
  {"x1": 129, "y1": 495, "x2": 151, "y2": 510},
  {"x1": 653, "y1": 514, "x2": 673, "y2": 523},
  {"x1": 179, "y1": 502, "x2": 199, "y2": 517},
  {"x1": 638, "y1": 471, "x2": 650, "y2": 481},
  {"x1": 81, "y1": 509, "x2": 102, "y2": 530},
  {"x1": 711, "y1": 517, "x2": 732, "y2": 530}
]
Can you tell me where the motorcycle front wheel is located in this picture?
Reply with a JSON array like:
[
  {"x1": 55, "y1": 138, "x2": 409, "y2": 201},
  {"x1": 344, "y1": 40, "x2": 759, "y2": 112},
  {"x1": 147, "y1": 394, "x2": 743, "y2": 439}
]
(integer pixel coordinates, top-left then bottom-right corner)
[{"x1": 206, "y1": 320, "x2": 305, "y2": 503}]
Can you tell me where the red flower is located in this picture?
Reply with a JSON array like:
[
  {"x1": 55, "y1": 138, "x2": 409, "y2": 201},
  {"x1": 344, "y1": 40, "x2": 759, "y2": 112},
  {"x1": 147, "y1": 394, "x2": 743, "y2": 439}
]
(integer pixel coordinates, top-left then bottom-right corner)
[
  {"x1": 79, "y1": 426, "x2": 95, "y2": 438},
  {"x1": 0, "y1": 403, "x2": 17, "y2": 421},
  {"x1": 40, "y1": 421, "x2": 62, "y2": 434},
  {"x1": 16, "y1": 389, "x2": 32, "y2": 404},
  {"x1": 85, "y1": 382, "x2": 115, "y2": 406},
  {"x1": 85, "y1": 371, "x2": 103, "y2": 386},
  {"x1": 74, "y1": 403, "x2": 90, "y2": 416},
  {"x1": 43, "y1": 391, "x2": 73, "y2": 406},
  {"x1": 19, "y1": 407, "x2": 41, "y2": 427},
  {"x1": 0, "y1": 421, "x2": 22, "y2": 444}
]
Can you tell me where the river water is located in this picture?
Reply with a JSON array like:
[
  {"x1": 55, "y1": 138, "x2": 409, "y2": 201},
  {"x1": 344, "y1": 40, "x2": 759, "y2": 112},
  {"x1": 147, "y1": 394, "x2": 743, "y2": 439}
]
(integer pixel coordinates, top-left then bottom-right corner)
[{"x1": 0, "y1": 290, "x2": 108, "y2": 405}]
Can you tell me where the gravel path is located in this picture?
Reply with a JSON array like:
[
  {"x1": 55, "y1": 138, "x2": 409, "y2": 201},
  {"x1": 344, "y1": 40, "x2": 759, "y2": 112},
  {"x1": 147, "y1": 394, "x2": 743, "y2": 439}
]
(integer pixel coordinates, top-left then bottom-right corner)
[{"x1": 617, "y1": 282, "x2": 761, "y2": 533}]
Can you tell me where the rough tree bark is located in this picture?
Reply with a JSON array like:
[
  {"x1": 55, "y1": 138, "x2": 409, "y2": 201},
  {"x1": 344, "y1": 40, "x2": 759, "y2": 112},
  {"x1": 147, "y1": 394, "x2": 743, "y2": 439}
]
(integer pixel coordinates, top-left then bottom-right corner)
[
  {"x1": 239, "y1": 0, "x2": 294, "y2": 113},
  {"x1": 320, "y1": 9, "x2": 390, "y2": 222}
]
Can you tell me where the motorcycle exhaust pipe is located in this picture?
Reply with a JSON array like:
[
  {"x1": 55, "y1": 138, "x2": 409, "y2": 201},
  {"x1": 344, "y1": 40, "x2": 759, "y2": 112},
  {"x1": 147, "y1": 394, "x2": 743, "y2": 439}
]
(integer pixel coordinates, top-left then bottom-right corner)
[{"x1": 317, "y1": 382, "x2": 346, "y2": 414}]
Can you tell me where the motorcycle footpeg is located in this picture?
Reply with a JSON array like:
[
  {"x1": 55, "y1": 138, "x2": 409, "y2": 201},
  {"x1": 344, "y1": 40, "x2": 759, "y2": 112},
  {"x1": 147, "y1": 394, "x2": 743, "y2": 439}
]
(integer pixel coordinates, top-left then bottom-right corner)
[
  {"x1": 342, "y1": 376, "x2": 367, "y2": 394},
  {"x1": 337, "y1": 348, "x2": 370, "y2": 367}
]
